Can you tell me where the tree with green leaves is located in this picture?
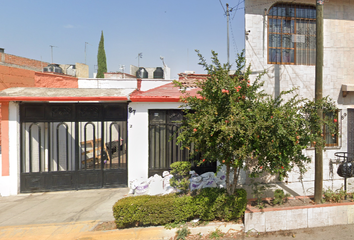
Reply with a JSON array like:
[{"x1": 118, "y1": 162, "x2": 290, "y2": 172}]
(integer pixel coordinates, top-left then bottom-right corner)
[
  {"x1": 174, "y1": 50, "x2": 337, "y2": 195},
  {"x1": 97, "y1": 31, "x2": 107, "y2": 78}
]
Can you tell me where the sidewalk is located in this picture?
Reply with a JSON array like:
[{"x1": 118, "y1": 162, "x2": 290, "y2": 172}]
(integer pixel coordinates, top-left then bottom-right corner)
[
  {"x1": 0, "y1": 188, "x2": 243, "y2": 239},
  {"x1": 0, "y1": 221, "x2": 244, "y2": 240}
]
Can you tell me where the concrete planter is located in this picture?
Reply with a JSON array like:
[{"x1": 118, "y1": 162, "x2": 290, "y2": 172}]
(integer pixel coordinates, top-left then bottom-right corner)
[{"x1": 244, "y1": 198, "x2": 354, "y2": 232}]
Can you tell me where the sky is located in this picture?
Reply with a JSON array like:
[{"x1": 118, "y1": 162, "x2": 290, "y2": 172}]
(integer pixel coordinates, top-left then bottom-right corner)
[{"x1": 0, "y1": 0, "x2": 245, "y2": 79}]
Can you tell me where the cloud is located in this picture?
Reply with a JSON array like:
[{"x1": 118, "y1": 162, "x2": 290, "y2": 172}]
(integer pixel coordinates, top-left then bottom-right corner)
[{"x1": 63, "y1": 24, "x2": 75, "y2": 29}]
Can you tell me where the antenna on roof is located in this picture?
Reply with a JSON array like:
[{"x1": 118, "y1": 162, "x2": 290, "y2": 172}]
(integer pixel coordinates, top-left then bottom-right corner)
[
  {"x1": 137, "y1": 52, "x2": 143, "y2": 67},
  {"x1": 85, "y1": 42, "x2": 91, "y2": 65},
  {"x1": 49, "y1": 45, "x2": 58, "y2": 64},
  {"x1": 160, "y1": 56, "x2": 166, "y2": 68},
  {"x1": 120, "y1": 65, "x2": 125, "y2": 78}
]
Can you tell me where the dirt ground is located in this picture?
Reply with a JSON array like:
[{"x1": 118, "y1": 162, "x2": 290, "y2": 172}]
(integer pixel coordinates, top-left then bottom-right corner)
[{"x1": 229, "y1": 224, "x2": 354, "y2": 240}]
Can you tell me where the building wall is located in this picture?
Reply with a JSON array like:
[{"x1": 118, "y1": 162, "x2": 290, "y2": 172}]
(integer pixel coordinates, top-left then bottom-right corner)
[
  {"x1": 104, "y1": 73, "x2": 137, "y2": 79},
  {"x1": 0, "y1": 102, "x2": 19, "y2": 196},
  {"x1": 78, "y1": 78, "x2": 172, "y2": 91},
  {"x1": 75, "y1": 63, "x2": 89, "y2": 78},
  {"x1": 245, "y1": 0, "x2": 354, "y2": 195},
  {"x1": 0, "y1": 52, "x2": 49, "y2": 71},
  {"x1": 127, "y1": 102, "x2": 182, "y2": 183},
  {"x1": 34, "y1": 72, "x2": 78, "y2": 88},
  {"x1": 0, "y1": 65, "x2": 35, "y2": 90}
]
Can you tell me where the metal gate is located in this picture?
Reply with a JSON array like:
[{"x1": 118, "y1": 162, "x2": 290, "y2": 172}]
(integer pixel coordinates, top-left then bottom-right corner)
[
  {"x1": 148, "y1": 109, "x2": 216, "y2": 176},
  {"x1": 348, "y1": 109, "x2": 354, "y2": 154},
  {"x1": 20, "y1": 103, "x2": 128, "y2": 193}
]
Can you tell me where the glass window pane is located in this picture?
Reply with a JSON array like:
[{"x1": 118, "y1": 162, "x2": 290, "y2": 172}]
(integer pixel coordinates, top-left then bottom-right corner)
[
  {"x1": 309, "y1": 8, "x2": 316, "y2": 19},
  {"x1": 296, "y1": 20, "x2": 307, "y2": 35},
  {"x1": 278, "y1": 6, "x2": 294, "y2": 17},
  {"x1": 282, "y1": 35, "x2": 294, "y2": 48},
  {"x1": 269, "y1": 49, "x2": 281, "y2": 63},
  {"x1": 269, "y1": 34, "x2": 281, "y2": 48},
  {"x1": 267, "y1": 4, "x2": 316, "y2": 66},
  {"x1": 296, "y1": 49, "x2": 306, "y2": 65},
  {"x1": 309, "y1": 50, "x2": 316, "y2": 65},
  {"x1": 269, "y1": 18, "x2": 281, "y2": 33},
  {"x1": 308, "y1": 21, "x2": 316, "y2": 35},
  {"x1": 296, "y1": 7, "x2": 306, "y2": 18},
  {"x1": 325, "y1": 112, "x2": 338, "y2": 146},
  {"x1": 283, "y1": 20, "x2": 294, "y2": 34},
  {"x1": 309, "y1": 36, "x2": 316, "y2": 49},
  {"x1": 282, "y1": 49, "x2": 294, "y2": 63},
  {"x1": 269, "y1": 6, "x2": 278, "y2": 16}
]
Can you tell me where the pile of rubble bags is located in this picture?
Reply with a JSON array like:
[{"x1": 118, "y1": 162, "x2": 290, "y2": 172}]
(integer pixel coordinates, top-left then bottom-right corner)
[
  {"x1": 129, "y1": 171, "x2": 175, "y2": 196},
  {"x1": 129, "y1": 171, "x2": 227, "y2": 196},
  {"x1": 189, "y1": 171, "x2": 226, "y2": 190}
]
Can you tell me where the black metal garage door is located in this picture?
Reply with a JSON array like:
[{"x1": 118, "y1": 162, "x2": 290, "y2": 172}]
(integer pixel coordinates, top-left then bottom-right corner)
[{"x1": 20, "y1": 103, "x2": 128, "y2": 193}]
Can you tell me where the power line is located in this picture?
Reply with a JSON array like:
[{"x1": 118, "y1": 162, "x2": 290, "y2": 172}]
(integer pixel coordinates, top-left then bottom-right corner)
[
  {"x1": 231, "y1": 0, "x2": 244, "y2": 20},
  {"x1": 231, "y1": 0, "x2": 245, "y2": 11},
  {"x1": 218, "y1": 0, "x2": 226, "y2": 13},
  {"x1": 229, "y1": 21, "x2": 239, "y2": 57},
  {"x1": 231, "y1": 0, "x2": 277, "y2": 11}
]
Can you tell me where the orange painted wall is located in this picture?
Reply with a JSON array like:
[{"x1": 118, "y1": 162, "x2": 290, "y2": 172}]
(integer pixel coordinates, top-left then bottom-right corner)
[
  {"x1": 0, "y1": 65, "x2": 36, "y2": 91},
  {"x1": 34, "y1": 72, "x2": 78, "y2": 88},
  {"x1": 1, "y1": 102, "x2": 9, "y2": 176}
]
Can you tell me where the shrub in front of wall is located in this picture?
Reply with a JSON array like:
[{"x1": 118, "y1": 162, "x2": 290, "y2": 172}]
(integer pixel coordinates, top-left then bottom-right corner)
[
  {"x1": 173, "y1": 195, "x2": 196, "y2": 223},
  {"x1": 112, "y1": 188, "x2": 247, "y2": 229},
  {"x1": 113, "y1": 194, "x2": 176, "y2": 228},
  {"x1": 193, "y1": 188, "x2": 247, "y2": 221},
  {"x1": 170, "y1": 161, "x2": 192, "y2": 193}
]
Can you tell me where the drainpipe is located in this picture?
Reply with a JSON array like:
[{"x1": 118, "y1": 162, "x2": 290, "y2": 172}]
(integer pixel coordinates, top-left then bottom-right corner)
[{"x1": 263, "y1": 8, "x2": 267, "y2": 58}]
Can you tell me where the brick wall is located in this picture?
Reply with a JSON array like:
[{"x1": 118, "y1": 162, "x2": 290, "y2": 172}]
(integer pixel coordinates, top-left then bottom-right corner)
[{"x1": 0, "y1": 52, "x2": 49, "y2": 71}]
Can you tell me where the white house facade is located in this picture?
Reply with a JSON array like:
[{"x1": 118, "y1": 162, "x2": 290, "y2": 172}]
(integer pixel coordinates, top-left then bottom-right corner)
[{"x1": 245, "y1": 0, "x2": 354, "y2": 195}]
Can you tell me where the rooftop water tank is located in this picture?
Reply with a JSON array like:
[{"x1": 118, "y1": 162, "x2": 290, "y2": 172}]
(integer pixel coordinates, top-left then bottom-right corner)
[
  {"x1": 136, "y1": 67, "x2": 148, "y2": 78},
  {"x1": 43, "y1": 64, "x2": 63, "y2": 74},
  {"x1": 153, "y1": 67, "x2": 164, "y2": 79}
]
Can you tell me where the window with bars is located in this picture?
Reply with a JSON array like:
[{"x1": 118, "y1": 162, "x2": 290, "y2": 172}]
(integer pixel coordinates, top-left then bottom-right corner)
[
  {"x1": 324, "y1": 111, "x2": 339, "y2": 147},
  {"x1": 268, "y1": 3, "x2": 316, "y2": 65},
  {"x1": 148, "y1": 109, "x2": 216, "y2": 176}
]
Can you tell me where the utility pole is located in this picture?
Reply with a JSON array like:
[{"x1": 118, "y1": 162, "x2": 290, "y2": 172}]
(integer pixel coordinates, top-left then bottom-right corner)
[
  {"x1": 314, "y1": 0, "x2": 324, "y2": 204},
  {"x1": 226, "y1": 3, "x2": 230, "y2": 64}
]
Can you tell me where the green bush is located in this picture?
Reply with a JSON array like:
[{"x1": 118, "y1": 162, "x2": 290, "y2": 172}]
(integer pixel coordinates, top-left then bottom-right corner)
[
  {"x1": 273, "y1": 189, "x2": 290, "y2": 205},
  {"x1": 170, "y1": 161, "x2": 192, "y2": 193},
  {"x1": 112, "y1": 188, "x2": 247, "y2": 229},
  {"x1": 193, "y1": 188, "x2": 247, "y2": 221}
]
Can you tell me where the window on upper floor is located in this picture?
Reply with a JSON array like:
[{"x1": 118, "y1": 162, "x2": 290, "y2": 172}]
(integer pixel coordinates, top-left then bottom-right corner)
[{"x1": 268, "y1": 3, "x2": 316, "y2": 65}]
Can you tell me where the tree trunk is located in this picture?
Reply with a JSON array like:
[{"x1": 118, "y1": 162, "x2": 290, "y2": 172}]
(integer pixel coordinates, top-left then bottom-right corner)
[{"x1": 226, "y1": 163, "x2": 231, "y2": 195}]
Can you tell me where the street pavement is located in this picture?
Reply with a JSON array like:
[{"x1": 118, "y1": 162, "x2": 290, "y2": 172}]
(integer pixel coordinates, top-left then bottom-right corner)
[{"x1": 0, "y1": 188, "x2": 353, "y2": 239}]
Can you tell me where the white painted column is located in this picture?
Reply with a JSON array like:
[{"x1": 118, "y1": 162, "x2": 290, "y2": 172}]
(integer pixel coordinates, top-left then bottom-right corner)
[{"x1": 0, "y1": 102, "x2": 20, "y2": 196}]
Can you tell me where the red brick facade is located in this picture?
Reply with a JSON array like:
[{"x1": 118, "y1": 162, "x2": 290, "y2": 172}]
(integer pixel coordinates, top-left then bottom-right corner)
[
  {"x1": 0, "y1": 52, "x2": 49, "y2": 71},
  {"x1": 0, "y1": 53, "x2": 78, "y2": 145}
]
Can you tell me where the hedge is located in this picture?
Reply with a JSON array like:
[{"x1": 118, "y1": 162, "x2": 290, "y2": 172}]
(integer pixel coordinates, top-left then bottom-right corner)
[{"x1": 112, "y1": 188, "x2": 247, "y2": 229}]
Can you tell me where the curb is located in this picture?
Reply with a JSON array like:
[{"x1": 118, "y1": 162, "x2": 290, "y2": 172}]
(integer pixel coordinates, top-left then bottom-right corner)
[{"x1": 77, "y1": 222, "x2": 244, "y2": 240}]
